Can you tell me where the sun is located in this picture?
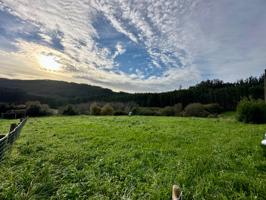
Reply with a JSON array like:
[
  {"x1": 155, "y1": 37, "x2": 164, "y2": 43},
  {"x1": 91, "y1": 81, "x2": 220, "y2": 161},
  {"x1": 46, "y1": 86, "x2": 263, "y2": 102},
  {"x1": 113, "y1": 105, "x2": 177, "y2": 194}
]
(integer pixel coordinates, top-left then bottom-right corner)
[{"x1": 38, "y1": 54, "x2": 61, "y2": 71}]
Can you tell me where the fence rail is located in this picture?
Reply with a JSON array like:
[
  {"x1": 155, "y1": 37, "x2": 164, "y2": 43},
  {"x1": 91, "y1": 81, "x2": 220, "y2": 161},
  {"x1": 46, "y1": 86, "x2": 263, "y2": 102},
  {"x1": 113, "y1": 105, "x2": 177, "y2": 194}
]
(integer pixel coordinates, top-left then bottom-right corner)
[{"x1": 0, "y1": 117, "x2": 28, "y2": 161}]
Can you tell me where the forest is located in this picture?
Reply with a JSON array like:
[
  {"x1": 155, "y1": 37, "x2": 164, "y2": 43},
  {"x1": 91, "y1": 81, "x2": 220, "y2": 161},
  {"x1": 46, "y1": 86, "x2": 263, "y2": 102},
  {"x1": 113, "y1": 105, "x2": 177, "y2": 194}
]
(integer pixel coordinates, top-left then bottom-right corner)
[{"x1": 0, "y1": 73, "x2": 264, "y2": 111}]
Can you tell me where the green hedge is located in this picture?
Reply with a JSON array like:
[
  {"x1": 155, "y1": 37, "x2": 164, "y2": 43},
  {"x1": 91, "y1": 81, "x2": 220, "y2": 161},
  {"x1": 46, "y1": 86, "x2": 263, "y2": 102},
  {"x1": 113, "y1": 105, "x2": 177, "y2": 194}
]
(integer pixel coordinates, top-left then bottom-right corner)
[{"x1": 237, "y1": 98, "x2": 266, "y2": 124}]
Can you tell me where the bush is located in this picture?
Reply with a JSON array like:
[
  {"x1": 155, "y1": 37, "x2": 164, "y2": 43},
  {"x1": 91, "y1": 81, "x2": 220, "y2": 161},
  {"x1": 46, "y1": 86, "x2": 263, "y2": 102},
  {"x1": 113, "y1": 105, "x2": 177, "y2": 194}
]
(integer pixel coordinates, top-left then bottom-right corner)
[
  {"x1": 184, "y1": 103, "x2": 209, "y2": 117},
  {"x1": 173, "y1": 103, "x2": 183, "y2": 116},
  {"x1": 0, "y1": 103, "x2": 9, "y2": 114},
  {"x1": 101, "y1": 103, "x2": 114, "y2": 115},
  {"x1": 61, "y1": 105, "x2": 78, "y2": 115},
  {"x1": 113, "y1": 111, "x2": 128, "y2": 116},
  {"x1": 26, "y1": 101, "x2": 51, "y2": 117},
  {"x1": 90, "y1": 103, "x2": 101, "y2": 115},
  {"x1": 237, "y1": 98, "x2": 266, "y2": 124},
  {"x1": 161, "y1": 106, "x2": 175, "y2": 116},
  {"x1": 132, "y1": 107, "x2": 161, "y2": 116},
  {"x1": 76, "y1": 103, "x2": 91, "y2": 115},
  {"x1": 204, "y1": 103, "x2": 223, "y2": 114}
]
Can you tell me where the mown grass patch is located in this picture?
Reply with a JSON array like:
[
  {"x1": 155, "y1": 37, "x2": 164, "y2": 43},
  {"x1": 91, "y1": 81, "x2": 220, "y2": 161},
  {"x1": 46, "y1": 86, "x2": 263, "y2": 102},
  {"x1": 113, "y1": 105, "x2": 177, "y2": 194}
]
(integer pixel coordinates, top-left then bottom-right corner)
[{"x1": 0, "y1": 116, "x2": 265, "y2": 199}]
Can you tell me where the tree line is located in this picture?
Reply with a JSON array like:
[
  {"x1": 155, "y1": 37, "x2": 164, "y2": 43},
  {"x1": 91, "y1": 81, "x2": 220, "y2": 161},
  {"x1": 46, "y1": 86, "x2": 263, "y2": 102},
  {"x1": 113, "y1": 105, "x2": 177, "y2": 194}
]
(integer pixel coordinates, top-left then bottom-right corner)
[
  {"x1": 0, "y1": 74, "x2": 264, "y2": 111},
  {"x1": 110, "y1": 75, "x2": 264, "y2": 110}
]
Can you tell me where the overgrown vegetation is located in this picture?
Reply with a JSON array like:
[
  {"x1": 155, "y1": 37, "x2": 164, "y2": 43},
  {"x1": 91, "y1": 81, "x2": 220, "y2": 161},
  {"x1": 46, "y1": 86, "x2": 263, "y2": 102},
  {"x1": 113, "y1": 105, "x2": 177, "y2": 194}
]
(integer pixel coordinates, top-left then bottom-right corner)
[
  {"x1": 184, "y1": 103, "x2": 209, "y2": 117},
  {"x1": 26, "y1": 101, "x2": 52, "y2": 117},
  {"x1": 60, "y1": 104, "x2": 79, "y2": 116},
  {"x1": 0, "y1": 73, "x2": 264, "y2": 119},
  {"x1": 89, "y1": 102, "x2": 101, "y2": 115},
  {"x1": 0, "y1": 74, "x2": 263, "y2": 110},
  {"x1": 0, "y1": 101, "x2": 225, "y2": 118},
  {"x1": 100, "y1": 103, "x2": 114, "y2": 115},
  {"x1": 0, "y1": 116, "x2": 265, "y2": 199},
  {"x1": 237, "y1": 98, "x2": 266, "y2": 124}
]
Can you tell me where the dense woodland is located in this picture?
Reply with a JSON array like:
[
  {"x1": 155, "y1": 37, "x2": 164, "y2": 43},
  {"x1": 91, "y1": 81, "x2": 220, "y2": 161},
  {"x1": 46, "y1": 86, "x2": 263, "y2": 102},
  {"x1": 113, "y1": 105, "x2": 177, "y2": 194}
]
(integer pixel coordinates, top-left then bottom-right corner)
[{"x1": 0, "y1": 73, "x2": 264, "y2": 111}]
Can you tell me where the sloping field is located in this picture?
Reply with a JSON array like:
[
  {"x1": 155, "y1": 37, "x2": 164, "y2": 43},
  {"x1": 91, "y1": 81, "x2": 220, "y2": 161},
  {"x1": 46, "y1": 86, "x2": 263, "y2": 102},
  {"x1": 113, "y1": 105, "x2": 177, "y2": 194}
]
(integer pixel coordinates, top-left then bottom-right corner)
[{"x1": 0, "y1": 116, "x2": 265, "y2": 199}]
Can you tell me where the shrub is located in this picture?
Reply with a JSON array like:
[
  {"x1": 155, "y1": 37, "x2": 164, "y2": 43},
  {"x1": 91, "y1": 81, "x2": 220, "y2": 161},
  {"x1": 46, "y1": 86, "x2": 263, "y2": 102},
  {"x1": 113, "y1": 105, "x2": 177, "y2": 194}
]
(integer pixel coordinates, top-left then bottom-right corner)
[
  {"x1": 204, "y1": 103, "x2": 223, "y2": 114},
  {"x1": 90, "y1": 103, "x2": 101, "y2": 115},
  {"x1": 161, "y1": 106, "x2": 175, "y2": 116},
  {"x1": 61, "y1": 105, "x2": 78, "y2": 115},
  {"x1": 0, "y1": 103, "x2": 9, "y2": 114},
  {"x1": 173, "y1": 103, "x2": 183, "y2": 116},
  {"x1": 132, "y1": 107, "x2": 161, "y2": 116},
  {"x1": 113, "y1": 111, "x2": 128, "y2": 116},
  {"x1": 26, "y1": 101, "x2": 51, "y2": 117},
  {"x1": 237, "y1": 98, "x2": 266, "y2": 124},
  {"x1": 76, "y1": 103, "x2": 91, "y2": 115},
  {"x1": 101, "y1": 103, "x2": 114, "y2": 115},
  {"x1": 184, "y1": 103, "x2": 209, "y2": 117}
]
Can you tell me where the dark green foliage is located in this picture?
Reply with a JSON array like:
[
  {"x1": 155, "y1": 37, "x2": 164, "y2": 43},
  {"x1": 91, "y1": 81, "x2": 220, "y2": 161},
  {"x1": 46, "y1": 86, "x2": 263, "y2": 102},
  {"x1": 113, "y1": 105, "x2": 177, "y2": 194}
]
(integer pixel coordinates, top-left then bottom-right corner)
[
  {"x1": 26, "y1": 101, "x2": 51, "y2": 117},
  {"x1": 113, "y1": 110, "x2": 128, "y2": 115},
  {"x1": 173, "y1": 103, "x2": 183, "y2": 116},
  {"x1": 75, "y1": 103, "x2": 91, "y2": 115},
  {"x1": 0, "y1": 78, "x2": 114, "y2": 107},
  {"x1": 0, "y1": 87, "x2": 27, "y2": 103},
  {"x1": 184, "y1": 103, "x2": 209, "y2": 117},
  {"x1": 237, "y1": 98, "x2": 266, "y2": 124},
  {"x1": 160, "y1": 106, "x2": 175, "y2": 116},
  {"x1": 100, "y1": 104, "x2": 114, "y2": 115},
  {"x1": 160, "y1": 104, "x2": 182, "y2": 116},
  {"x1": 0, "y1": 103, "x2": 9, "y2": 113},
  {"x1": 61, "y1": 105, "x2": 79, "y2": 115},
  {"x1": 132, "y1": 107, "x2": 161, "y2": 116},
  {"x1": 0, "y1": 74, "x2": 264, "y2": 111},
  {"x1": 90, "y1": 103, "x2": 101, "y2": 115},
  {"x1": 204, "y1": 103, "x2": 223, "y2": 114},
  {"x1": 133, "y1": 104, "x2": 183, "y2": 116}
]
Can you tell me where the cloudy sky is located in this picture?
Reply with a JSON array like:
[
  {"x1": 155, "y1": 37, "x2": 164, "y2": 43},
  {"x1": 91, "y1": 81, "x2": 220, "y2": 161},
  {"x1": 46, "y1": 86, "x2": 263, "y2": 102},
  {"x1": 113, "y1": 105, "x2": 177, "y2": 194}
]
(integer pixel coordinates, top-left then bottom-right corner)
[{"x1": 0, "y1": 0, "x2": 265, "y2": 92}]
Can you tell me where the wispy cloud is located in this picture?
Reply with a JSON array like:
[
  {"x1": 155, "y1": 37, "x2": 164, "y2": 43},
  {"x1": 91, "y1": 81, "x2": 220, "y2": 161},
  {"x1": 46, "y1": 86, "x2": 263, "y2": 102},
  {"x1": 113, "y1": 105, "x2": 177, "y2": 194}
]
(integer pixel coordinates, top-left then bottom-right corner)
[{"x1": 0, "y1": 0, "x2": 265, "y2": 92}]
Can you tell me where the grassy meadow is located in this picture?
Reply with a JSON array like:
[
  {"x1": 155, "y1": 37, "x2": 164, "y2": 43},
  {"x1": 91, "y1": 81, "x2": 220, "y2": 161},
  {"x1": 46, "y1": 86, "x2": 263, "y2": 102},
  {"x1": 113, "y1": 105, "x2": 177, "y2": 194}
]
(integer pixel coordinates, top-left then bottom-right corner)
[{"x1": 0, "y1": 116, "x2": 265, "y2": 199}]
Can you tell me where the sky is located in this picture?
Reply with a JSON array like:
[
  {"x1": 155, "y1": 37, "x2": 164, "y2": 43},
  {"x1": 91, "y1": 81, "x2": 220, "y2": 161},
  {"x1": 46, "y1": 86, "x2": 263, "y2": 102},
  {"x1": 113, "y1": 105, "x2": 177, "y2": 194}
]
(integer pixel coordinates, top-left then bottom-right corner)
[{"x1": 0, "y1": 0, "x2": 265, "y2": 92}]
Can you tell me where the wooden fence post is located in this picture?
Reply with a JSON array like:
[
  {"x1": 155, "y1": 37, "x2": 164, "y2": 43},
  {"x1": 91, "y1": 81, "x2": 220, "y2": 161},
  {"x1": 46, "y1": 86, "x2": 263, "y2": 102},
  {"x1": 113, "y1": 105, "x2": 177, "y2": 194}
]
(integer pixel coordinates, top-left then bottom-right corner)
[
  {"x1": 9, "y1": 123, "x2": 17, "y2": 133},
  {"x1": 0, "y1": 118, "x2": 28, "y2": 162}
]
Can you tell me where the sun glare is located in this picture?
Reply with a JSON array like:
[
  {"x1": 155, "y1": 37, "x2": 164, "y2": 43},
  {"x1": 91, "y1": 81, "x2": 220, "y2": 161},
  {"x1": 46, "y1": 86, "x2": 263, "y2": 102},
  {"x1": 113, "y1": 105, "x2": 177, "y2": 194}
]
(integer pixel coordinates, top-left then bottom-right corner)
[{"x1": 38, "y1": 54, "x2": 61, "y2": 71}]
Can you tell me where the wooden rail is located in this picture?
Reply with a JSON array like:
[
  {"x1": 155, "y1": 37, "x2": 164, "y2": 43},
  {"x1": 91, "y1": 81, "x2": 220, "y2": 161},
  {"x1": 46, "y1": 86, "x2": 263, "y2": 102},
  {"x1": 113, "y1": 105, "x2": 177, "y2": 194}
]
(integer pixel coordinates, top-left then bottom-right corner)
[{"x1": 0, "y1": 117, "x2": 28, "y2": 161}]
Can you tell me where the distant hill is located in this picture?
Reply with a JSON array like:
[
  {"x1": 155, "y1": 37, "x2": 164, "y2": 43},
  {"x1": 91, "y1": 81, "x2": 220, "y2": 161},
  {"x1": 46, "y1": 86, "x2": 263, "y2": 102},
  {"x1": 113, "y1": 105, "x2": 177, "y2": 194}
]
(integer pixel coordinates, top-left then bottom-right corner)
[
  {"x1": 0, "y1": 78, "x2": 117, "y2": 107},
  {"x1": 0, "y1": 74, "x2": 264, "y2": 110}
]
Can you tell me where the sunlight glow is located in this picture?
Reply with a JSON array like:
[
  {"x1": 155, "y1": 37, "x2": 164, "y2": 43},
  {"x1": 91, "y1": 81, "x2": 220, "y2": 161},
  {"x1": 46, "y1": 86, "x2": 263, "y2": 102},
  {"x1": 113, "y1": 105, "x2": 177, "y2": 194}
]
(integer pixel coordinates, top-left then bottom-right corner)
[{"x1": 38, "y1": 54, "x2": 61, "y2": 71}]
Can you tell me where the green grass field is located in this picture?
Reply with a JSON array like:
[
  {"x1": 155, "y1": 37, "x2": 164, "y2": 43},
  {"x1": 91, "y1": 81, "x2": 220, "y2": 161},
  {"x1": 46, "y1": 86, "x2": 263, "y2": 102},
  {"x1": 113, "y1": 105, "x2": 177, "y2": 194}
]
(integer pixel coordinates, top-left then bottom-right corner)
[{"x1": 0, "y1": 116, "x2": 265, "y2": 199}]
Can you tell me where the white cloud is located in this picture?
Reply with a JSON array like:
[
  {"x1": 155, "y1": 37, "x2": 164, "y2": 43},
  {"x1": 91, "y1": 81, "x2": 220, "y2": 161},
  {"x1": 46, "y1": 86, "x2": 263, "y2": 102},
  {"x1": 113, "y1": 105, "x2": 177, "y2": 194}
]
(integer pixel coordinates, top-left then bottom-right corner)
[
  {"x1": 113, "y1": 42, "x2": 126, "y2": 59},
  {"x1": 0, "y1": 0, "x2": 265, "y2": 92}
]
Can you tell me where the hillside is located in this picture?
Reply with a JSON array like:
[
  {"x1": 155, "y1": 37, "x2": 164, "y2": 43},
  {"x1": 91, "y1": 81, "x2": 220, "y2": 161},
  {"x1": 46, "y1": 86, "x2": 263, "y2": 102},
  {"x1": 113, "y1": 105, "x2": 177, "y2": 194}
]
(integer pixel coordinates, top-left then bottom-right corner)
[
  {"x1": 0, "y1": 78, "x2": 117, "y2": 106},
  {"x1": 0, "y1": 75, "x2": 264, "y2": 110}
]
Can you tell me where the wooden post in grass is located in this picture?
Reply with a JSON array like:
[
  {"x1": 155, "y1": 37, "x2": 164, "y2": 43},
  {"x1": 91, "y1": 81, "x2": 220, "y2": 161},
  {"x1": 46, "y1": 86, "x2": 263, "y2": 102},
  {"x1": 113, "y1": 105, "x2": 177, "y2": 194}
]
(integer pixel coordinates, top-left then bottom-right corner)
[{"x1": 9, "y1": 123, "x2": 17, "y2": 133}]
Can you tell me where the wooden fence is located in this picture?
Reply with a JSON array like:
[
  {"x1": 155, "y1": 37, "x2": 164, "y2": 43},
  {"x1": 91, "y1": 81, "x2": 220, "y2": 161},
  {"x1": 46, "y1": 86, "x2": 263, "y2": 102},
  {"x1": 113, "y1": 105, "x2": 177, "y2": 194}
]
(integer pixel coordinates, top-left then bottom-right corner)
[{"x1": 0, "y1": 117, "x2": 28, "y2": 161}]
